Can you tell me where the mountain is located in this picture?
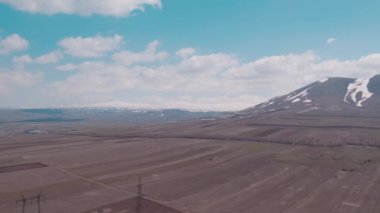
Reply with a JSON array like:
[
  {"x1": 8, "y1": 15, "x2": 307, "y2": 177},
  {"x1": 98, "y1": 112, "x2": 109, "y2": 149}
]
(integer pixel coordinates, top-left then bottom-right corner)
[
  {"x1": 118, "y1": 74, "x2": 380, "y2": 147},
  {"x1": 244, "y1": 74, "x2": 380, "y2": 116}
]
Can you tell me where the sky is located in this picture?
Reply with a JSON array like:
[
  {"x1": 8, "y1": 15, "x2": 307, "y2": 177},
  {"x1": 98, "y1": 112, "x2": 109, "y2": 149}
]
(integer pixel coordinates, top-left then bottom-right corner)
[{"x1": 0, "y1": 0, "x2": 380, "y2": 111}]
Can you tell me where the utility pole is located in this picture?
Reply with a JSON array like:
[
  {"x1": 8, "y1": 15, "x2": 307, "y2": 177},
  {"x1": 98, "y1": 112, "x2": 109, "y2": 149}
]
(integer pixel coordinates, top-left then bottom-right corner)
[
  {"x1": 136, "y1": 176, "x2": 143, "y2": 213},
  {"x1": 36, "y1": 192, "x2": 43, "y2": 213},
  {"x1": 16, "y1": 192, "x2": 44, "y2": 213},
  {"x1": 16, "y1": 194, "x2": 26, "y2": 213}
]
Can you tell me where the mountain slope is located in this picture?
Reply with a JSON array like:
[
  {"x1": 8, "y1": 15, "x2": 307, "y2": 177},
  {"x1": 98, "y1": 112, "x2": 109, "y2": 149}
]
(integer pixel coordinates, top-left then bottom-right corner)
[{"x1": 244, "y1": 74, "x2": 380, "y2": 116}]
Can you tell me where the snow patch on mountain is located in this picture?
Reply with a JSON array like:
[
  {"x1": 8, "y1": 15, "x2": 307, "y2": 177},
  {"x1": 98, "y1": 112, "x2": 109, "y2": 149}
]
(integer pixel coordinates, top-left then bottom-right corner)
[
  {"x1": 292, "y1": 98, "x2": 301, "y2": 103},
  {"x1": 286, "y1": 85, "x2": 315, "y2": 104},
  {"x1": 344, "y1": 78, "x2": 373, "y2": 107},
  {"x1": 319, "y1": 78, "x2": 329, "y2": 83},
  {"x1": 298, "y1": 106, "x2": 320, "y2": 114}
]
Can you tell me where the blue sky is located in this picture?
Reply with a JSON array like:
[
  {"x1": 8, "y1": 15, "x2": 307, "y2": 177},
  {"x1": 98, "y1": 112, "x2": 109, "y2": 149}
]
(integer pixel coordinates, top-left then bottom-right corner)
[{"x1": 0, "y1": 0, "x2": 379, "y2": 110}]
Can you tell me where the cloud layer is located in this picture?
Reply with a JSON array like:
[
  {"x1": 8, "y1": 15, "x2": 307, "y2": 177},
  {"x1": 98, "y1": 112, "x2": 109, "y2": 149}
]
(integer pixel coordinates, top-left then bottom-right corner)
[
  {"x1": 46, "y1": 41, "x2": 380, "y2": 110},
  {"x1": 0, "y1": 34, "x2": 29, "y2": 55},
  {"x1": 2, "y1": 33, "x2": 380, "y2": 110},
  {"x1": 58, "y1": 35, "x2": 123, "y2": 58},
  {"x1": 0, "y1": 0, "x2": 162, "y2": 16},
  {"x1": 13, "y1": 51, "x2": 63, "y2": 64},
  {"x1": 326, "y1": 37, "x2": 337, "y2": 45},
  {"x1": 112, "y1": 40, "x2": 168, "y2": 66},
  {"x1": 0, "y1": 69, "x2": 42, "y2": 94}
]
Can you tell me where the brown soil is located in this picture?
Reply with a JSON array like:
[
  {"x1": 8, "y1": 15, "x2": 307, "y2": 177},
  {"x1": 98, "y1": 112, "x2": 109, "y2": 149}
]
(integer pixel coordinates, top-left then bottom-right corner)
[
  {"x1": 83, "y1": 196, "x2": 184, "y2": 213},
  {"x1": 1, "y1": 123, "x2": 380, "y2": 213}
]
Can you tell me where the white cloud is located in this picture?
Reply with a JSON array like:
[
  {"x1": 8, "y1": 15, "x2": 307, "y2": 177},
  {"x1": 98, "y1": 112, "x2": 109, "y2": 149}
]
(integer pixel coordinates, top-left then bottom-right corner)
[
  {"x1": 50, "y1": 61, "x2": 141, "y2": 94},
  {"x1": 47, "y1": 45, "x2": 380, "y2": 110},
  {"x1": 225, "y1": 51, "x2": 380, "y2": 95},
  {"x1": 3, "y1": 38, "x2": 380, "y2": 110},
  {"x1": 59, "y1": 34, "x2": 123, "y2": 58},
  {"x1": 55, "y1": 63, "x2": 77, "y2": 72},
  {"x1": 12, "y1": 51, "x2": 63, "y2": 65},
  {"x1": 144, "y1": 95, "x2": 263, "y2": 111},
  {"x1": 12, "y1": 55, "x2": 32, "y2": 64},
  {"x1": 112, "y1": 40, "x2": 168, "y2": 66},
  {"x1": 0, "y1": 69, "x2": 42, "y2": 94},
  {"x1": 0, "y1": 34, "x2": 29, "y2": 55},
  {"x1": 326, "y1": 37, "x2": 337, "y2": 45},
  {"x1": 0, "y1": 0, "x2": 162, "y2": 17},
  {"x1": 176, "y1": 48, "x2": 196, "y2": 58},
  {"x1": 90, "y1": 95, "x2": 263, "y2": 111},
  {"x1": 35, "y1": 51, "x2": 63, "y2": 64},
  {"x1": 177, "y1": 53, "x2": 239, "y2": 74}
]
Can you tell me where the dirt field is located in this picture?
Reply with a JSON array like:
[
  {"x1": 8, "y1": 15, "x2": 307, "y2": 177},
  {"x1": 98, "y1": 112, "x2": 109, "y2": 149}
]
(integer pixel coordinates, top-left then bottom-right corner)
[
  {"x1": 1, "y1": 128, "x2": 380, "y2": 213},
  {"x1": 84, "y1": 196, "x2": 185, "y2": 213}
]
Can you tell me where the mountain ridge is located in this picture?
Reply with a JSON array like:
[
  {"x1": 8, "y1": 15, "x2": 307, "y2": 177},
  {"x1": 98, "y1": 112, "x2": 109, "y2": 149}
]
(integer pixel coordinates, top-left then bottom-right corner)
[{"x1": 243, "y1": 74, "x2": 380, "y2": 116}]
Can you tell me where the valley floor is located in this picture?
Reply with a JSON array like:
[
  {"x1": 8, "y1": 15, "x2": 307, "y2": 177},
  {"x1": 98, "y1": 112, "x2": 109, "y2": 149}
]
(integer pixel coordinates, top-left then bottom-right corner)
[{"x1": 1, "y1": 132, "x2": 380, "y2": 213}]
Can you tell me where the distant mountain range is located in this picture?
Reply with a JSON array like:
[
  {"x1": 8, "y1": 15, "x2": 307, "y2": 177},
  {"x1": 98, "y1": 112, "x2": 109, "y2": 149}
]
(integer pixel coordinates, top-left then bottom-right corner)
[
  {"x1": 0, "y1": 108, "x2": 226, "y2": 124},
  {"x1": 114, "y1": 74, "x2": 380, "y2": 147},
  {"x1": 2, "y1": 75, "x2": 380, "y2": 146}
]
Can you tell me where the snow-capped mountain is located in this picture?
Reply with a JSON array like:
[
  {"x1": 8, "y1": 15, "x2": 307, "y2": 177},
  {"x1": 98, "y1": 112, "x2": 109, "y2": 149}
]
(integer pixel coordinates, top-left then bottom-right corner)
[
  {"x1": 144, "y1": 74, "x2": 380, "y2": 147},
  {"x1": 245, "y1": 74, "x2": 380, "y2": 116}
]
